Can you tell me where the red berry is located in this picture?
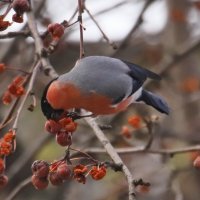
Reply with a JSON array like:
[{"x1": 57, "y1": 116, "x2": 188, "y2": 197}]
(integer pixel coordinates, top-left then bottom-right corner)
[
  {"x1": 0, "y1": 20, "x2": 11, "y2": 31},
  {"x1": 45, "y1": 120, "x2": 62, "y2": 134},
  {"x1": 49, "y1": 171, "x2": 63, "y2": 186},
  {"x1": 8, "y1": 84, "x2": 17, "y2": 95},
  {"x1": 0, "y1": 174, "x2": 8, "y2": 188},
  {"x1": 56, "y1": 131, "x2": 72, "y2": 146},
  {"x1": 65, "y1": 122, "x2": 77, "y2": 132},
  {"x1": 31, "y1": 175, "x2": 48, "y2": 190},
  {"x1": 12, "y1": 0, "x2": 30, "y2": 15},
  {"x1": 57, "y1": 163, "x2": 71, "y2": 180},
  {"x1": 31, "y1": 160, "x2": 49, "y2": 178},
  {"x1": 12, "y1": 13, "x2": 23, "y2": 23},
  {"x1": 13, "y1": 76, "x2": 24, "y2": 85},
  {"x1": 47, "y1": 23, "x2": 65, "y2": 40},
  {"x1": 2, "y1": 92, "x2": 12, "y2": 105}
]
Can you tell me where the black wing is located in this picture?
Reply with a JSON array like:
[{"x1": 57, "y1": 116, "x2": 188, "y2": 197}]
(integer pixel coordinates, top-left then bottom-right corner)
[{"x1": 122, "y1": 60, "x2": 161, "y2": 82}]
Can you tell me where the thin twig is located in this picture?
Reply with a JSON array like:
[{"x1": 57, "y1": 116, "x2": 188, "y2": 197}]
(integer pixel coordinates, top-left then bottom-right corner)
[
  {"x1": 113, "y1": 0, "x2": 155, "y2": 55},
  {"x1": 0, "y1": 30, "x2": 31, "y2": 39},
  {"x1": 78, "y1": 0, "x2": 84, "y2": 59},
  {"x1": 83, "y1": 111, "x2": 136, "y2": 200},
  {"x1": 26, "y1": 9, "x2": 58, "y2": 79},
  {"x1": 5, "y1": 177, "x2": 31, "y2": 200},
  {"x1": 12, "y1": 61, "x2": 41, "y2": 130},
  {"x1": 84, "y1": 4, "x2": 117, "y2": 49},
  {"x1": 85, "y1": 144, "x2": 200, "y2": 156},
  {"x1": 146, "y1": 38, "x2": 200, "y2": 87}
]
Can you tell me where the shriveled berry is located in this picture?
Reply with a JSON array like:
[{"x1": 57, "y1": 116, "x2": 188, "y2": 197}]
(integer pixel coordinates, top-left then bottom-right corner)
[
  {"x1": 12, "y1": 13, "x2": 23, "y2": 23},
  {"x1": 57, "y1": 163, "x2": 71, "y2": 180},
  {"x1": 49, "y1": 171, "x2": 63, "y2": 186},
  {"x1": 31, "y1": 160, "x2": 49, "y2": 178},
  {"x1": 8, "y1": 84, "x2": 17, "y2": 95},
  {"x1": 0, "y1": 174, "x2": 8, "y2": 188},
  {"x1": 2, "y1": 92, "x2": 12, "y2": 105},
  {"x1": 47, "y1": 23, "x2": 65, "y2": 40},
  {"x1": 73, "y1": 173, "x2": 86, "y2": 184},
  {"x1": 90, "y1": 166, "x2": 106, "y2": 180},
  {"x1": 12, "y1": 0, "x2": 30, "y2": 15},
  {"x1": 13, "y1": 76, "x2": 24, "y2": 85},
  {"x1": 56, "y1": 131, "x2": 72, "y2": 146},
  {"x1": 31, "y1": 175, "x2": 48, "y2": 190},
  {"x1": 45, "y1": 120, "x2": 62, "y2": 134},
  {"x1": 0, "y1": 20, "x2": 11, "y2": 31}
]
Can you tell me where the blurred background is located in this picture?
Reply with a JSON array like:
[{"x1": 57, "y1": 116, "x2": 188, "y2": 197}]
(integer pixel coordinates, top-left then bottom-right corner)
[{"x1": 1, "y1": 0, "x2": 200, "y2": 199}]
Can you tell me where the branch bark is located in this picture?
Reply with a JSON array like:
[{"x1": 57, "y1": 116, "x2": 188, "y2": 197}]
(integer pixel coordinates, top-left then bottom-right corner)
[{"x1": 84, "y1": 112, "x2": 136, "y2": 200}]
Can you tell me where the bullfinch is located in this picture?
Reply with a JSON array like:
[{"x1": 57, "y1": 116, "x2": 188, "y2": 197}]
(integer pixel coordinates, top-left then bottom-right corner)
[{"x1": 41, "y1": 56, "x2": 169, "y2": 120}]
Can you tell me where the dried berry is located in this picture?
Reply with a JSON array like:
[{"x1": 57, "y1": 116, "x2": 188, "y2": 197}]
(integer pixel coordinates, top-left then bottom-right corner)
[
  {"x1": 73, "y1": 173, "x2": 86, "y2": 184},
  {"x1": 90, "y1": 166, "x2": 106, "y2": 180},
  {"x1": 31, "y1": 175, "x2": 48, "y2": 190},
  {"x1": 73, "y1": 164, "x2": 88, "y2": 175},
  {"x1": 12, "y1": 0, "x2": 30, "y2": 15},
  {"x1": 13, "y1": 76, "x2": 25, "y2": 85},
  {"x1": 2, "y1": 92, "x2": 12, "y2": 105},
  {"x1": 49, "y1": 171, "x2": 63, "y2": 186},
  {"x1": 31, "y1": 160, "x2": 49, "y2": 178},
  {"x1": 56, "y1": 131, "x2": 72, "y2": 146},
  {"x1": 57, "y1": 163, "x2": 71, "y2": 180},
  {"x1": 47, "y1": 23, "x2": 65, "y2": 40},
  {"x1": 0, "y1": 20, "x2": 11, "y2": 31},
  {"x1": 12, "y1": 13, "x2": 23, "y2": 23},
  {"x1": 8, "y1": 84, "x2": 17, "y2": 95},
  {"x1": 15, "y1": 86, "x2": 25, "y2": 96},
  {"x1": 4, "y1": 130, "x2": 15, "y2": 143},
  {"x1": 45, "y1": 120, "x2": 62, "y2": 134},
  {"x1": 0, "y1": 141, "x2": 12, "y2": 156}
]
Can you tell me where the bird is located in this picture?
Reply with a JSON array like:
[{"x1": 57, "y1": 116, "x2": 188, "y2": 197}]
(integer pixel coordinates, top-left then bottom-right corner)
[{"x1": 41, "y1": 56, "x2": 169, "y2": 120}]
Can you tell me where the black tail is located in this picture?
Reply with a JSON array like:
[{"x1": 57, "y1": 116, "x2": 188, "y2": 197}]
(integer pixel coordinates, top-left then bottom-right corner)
[{"x1": 137, "y1": 90, "x2": 170, "y2": 114}]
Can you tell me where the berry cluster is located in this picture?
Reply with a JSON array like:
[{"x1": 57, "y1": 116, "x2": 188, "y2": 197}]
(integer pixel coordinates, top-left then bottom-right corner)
[
  {"x1": 45, "y1": 117, "x2": 77, "y2": 146},
  {"x1": 0, "y1": 16, "x2": 11, "y2": 31},
  {"x1": 0, "y1": 129, "x2": 15, "y2": 188},
  {"x1": 31, "y1": 159, "x2": 107, "y2": 190},
  {"x1": 12, "y1": 0, "x2": 30, "y2": 23},
  {"x1": 0, "y1": 0, "x2": 30, "y2": 32},
  {"x1": 2, "y1": 75, "x2": 26, "y2": 105},
  {"x1": 121, "y1": 115, "x2": 142, "y2": 138}
]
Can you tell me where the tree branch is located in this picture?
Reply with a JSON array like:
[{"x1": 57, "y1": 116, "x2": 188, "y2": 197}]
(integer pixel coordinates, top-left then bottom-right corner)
[
  {"x1": 78, "y1": 0, "x2": 84, "y2": 59},
  {"x1": 83, "y1": 111, "x2": 136, "y2": 200},
  {"x1": 5, "y1": 177, "x2": 31, "y2": 200},
  {"x1": 85, "y1": 144, "x2": 200, "y2": 156}
]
